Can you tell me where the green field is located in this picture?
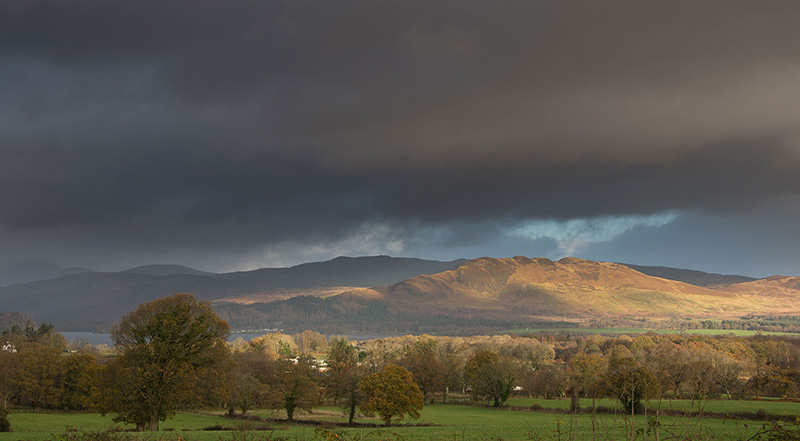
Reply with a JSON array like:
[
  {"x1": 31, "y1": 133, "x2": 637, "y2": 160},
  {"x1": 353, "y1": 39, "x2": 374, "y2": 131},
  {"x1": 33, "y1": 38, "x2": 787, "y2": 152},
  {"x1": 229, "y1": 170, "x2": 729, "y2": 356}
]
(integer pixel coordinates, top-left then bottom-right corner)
[
  {"x1": 500, "y1": 327, "x2": 800, "y2": 337},
  {"x1": 3, "y1": 402, "x2": 796, "y2": 441},
  {"x1": 1, "y1": 412, "x2": 243, "y2": 441},
  {"x1": 505, "y1": 397, "x2": 800, "y2": 416}
]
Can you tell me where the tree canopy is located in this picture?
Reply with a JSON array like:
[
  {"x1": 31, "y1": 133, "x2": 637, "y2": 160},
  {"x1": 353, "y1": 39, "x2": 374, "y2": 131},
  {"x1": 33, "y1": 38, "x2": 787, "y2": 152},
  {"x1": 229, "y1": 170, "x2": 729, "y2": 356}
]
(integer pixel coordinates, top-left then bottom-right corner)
[
  {"x1": 327, "y1": 337, "x2": 366, "y2": 425},
  {"x1": 464, "y1": 350, "x2": 515, "y2": 407},
  {"x1": 102, "y1": 294, "x2": 231, "y2": 431},
  {"x1": 359, "y1": 364, "x2": 424, "y2": 426}
]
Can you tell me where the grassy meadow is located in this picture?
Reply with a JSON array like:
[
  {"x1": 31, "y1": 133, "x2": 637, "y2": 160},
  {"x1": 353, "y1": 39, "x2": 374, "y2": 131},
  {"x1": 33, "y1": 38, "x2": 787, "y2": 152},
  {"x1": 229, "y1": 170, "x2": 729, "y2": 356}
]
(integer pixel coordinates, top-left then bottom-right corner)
[
  {"x1": 4, "y1": 399, "x2": 798, "y2": 441},
  {"x1": 505, "y1": 397, "x2": 800, "y2": 416}
]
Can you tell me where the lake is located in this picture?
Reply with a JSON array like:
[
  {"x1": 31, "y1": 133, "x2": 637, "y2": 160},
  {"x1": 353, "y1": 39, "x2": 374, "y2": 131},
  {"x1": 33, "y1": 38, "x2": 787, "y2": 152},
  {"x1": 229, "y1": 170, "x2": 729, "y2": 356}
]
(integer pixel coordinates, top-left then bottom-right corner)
[{"x1": 60, "y1": 331, "x2": 391, "y2": 346}]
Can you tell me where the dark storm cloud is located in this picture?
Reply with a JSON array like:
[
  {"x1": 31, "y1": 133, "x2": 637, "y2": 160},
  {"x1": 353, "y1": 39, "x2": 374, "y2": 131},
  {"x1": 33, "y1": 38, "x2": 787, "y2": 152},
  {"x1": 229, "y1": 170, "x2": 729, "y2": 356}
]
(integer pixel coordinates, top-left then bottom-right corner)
[{"x1": 3, "y1": 0, "x2": 800, "y2": 269}]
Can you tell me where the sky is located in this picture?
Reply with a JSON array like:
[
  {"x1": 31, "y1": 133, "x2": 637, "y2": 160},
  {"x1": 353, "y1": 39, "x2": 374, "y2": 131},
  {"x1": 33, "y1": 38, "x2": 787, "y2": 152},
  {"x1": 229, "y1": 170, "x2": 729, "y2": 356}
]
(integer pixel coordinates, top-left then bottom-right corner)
[{"x1": 2, "y1": 0, "x2": 800, "y2": 277}]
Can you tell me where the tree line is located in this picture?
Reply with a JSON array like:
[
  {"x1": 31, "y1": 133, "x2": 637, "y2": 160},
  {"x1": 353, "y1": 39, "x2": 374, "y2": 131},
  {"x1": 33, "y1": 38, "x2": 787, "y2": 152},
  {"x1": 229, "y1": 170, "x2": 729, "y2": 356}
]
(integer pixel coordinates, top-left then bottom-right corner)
[{"x1": 4, "y1": 294, "x2": 800, "y2": 431}]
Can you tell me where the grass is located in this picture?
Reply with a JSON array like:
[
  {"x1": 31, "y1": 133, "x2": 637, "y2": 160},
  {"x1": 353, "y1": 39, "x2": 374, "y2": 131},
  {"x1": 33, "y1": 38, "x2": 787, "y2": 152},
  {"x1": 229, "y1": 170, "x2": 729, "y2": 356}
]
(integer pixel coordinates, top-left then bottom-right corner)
[
  {"x1": 505, "y1": 397, "x2": 800, "y2": 416},
  {"x1": 2, "y1": 412, "x2": 252, "y2": 441},
  {"x1": 500, "y1": 327, "x2": 800, "y2": 337},
  {"x1": 3, "y1": 403, "x2": 796, "y2": 441},
  {"x1": 246, "y1": 404, "x2": 771, "y2": 440}
]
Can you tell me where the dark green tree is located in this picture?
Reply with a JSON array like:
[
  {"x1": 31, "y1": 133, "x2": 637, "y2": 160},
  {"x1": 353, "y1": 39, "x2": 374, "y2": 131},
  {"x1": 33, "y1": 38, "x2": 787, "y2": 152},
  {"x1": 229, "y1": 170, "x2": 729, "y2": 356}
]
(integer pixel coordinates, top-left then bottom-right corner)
[
  {"x1": 605, "y1": 356, "x2": 658, "y2": 415},
  {"x1": 464, "y1": 351, "x2": 516, "y2": 407}
]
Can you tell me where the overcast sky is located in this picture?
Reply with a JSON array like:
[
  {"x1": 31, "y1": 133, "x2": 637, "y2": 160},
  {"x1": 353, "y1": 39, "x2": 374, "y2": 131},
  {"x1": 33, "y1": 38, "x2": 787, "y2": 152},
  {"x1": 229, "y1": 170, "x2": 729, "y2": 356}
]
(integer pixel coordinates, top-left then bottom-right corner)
[{"x1": 2, "y1": 0, "x2": 800, "y2": 277}]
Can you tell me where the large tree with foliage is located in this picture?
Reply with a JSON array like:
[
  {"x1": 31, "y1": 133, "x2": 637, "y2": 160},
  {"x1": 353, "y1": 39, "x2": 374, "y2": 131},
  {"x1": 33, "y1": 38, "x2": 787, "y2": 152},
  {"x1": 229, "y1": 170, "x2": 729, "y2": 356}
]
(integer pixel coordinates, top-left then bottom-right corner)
[
  {"x1": 12, "y1": 343, "x2": 64, "y2": 412},
  {"x1": 326, "y1": 337, "x2": 366, "y2": 425},
  {"x1": 229, "y1": 351, "x2": 275, "y2": 415},
  {"x1": 277, "y1": 358, "x2": 321, "y2": 421},
  {"x1": 437, "y1": 339, "x2": 468, "y2": 404},
  {"x1": 60, "y1": 353, "x2": 101, "y2": 410},
  {"x1": 399, "y1": 347, "x2": 444, "y2": 400},
  {"x1": 605, "y1": 356, "x2": 658, "y2": 416},
  {"x1": 464, "y1": 351, "x2": 516, "y2": 407},
  {"x1": 359, "y1": 365, "x2": 424, "y2": 426},
  {"x1": 101, "y1": 294, "x2": 231, "y2": 431},
  {"x1": 0, "y1": 351, "x2": 20, "y2": 408}
]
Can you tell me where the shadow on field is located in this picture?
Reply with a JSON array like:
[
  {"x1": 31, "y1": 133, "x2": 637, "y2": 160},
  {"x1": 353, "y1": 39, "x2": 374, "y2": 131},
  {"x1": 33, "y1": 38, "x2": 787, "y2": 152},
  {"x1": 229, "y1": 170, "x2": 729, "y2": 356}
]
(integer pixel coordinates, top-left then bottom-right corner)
[{"x1": 219, "y1": 411, "x2": 439, "y2": 428}]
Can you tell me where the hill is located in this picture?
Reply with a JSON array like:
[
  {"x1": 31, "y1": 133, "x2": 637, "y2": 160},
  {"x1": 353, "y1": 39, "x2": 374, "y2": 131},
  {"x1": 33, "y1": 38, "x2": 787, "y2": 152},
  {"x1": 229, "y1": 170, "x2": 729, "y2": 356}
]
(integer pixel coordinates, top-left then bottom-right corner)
[
  {"x1": 216, "y1": 257, "x2": 800, "y2": 333},
  {"x1": 121, "y1": 264, "x2": 215, "y2": 277},
  {"x1": 372, "y1": 256, "x2": 743, "y2": 316},
  {"x1": 620, "y1": 263, "x2": 756, "y2": 287},
  {"x1": 3, "y1": 255, "x2": 800, "y2": 334},
  {"x1": 219, "y1": 255, "x2": 467, "y2": 288},
  {"x1": 718, "y1": 276, "x2": 800, "y2": 304},
  {"x1": 0, "y1": 256, "x2": 465, "y2": 330}
]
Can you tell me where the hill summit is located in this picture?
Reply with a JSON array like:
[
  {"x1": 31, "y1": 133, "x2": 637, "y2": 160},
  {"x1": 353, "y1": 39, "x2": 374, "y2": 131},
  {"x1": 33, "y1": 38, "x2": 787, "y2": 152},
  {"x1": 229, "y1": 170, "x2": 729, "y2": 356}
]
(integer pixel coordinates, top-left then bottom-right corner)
[{"x1": 335, "y1": 256, "x2": 765, "y2": 318}]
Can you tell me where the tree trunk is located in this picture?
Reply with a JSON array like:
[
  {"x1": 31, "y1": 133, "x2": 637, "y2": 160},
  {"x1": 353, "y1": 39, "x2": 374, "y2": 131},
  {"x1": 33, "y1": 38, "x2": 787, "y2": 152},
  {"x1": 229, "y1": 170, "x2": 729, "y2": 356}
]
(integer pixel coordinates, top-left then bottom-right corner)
[
  {"x1": 149, "y1": 414, "x2": 159, "y2": 431},
  {"x1": 570, "y1": 388, "x2": 580, "y2": 414},
  {"x1": 286, "y1": 404, "x2": 295, "y2": 421},
  {"x1": 348, "y1": 402, "x2": 356, "y2": 425},
  {"x1": 629, "y1": 384, "x2": 635, "y2": 441}
]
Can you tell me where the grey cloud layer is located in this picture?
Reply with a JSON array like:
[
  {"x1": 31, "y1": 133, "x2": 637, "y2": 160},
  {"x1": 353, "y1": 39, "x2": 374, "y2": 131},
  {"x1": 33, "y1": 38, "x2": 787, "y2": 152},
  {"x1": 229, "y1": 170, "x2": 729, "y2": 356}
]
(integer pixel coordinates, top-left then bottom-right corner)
[{"x1": 3, "y1": 0, "x2": 800, "y2": 268}]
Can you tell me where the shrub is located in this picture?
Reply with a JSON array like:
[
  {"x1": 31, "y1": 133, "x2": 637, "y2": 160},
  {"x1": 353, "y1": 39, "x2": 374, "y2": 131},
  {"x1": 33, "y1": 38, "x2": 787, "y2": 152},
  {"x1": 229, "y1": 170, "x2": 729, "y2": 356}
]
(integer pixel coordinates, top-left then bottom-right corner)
[{"x1": 202, "y1": 424, "x2": 226, "y2": 431}]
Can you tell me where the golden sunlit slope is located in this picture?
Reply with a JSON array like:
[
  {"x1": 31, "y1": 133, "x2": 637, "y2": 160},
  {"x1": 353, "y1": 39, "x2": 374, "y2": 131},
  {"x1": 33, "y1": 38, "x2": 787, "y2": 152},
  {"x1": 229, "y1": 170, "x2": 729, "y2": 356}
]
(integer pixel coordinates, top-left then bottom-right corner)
[
  {"x1": 213, "y1": 286, "x2": 362, "y2": 304},
  {"x1": 337, "y1": 256, "x2": 795, "y2": 318},
  {"x1": 716, "y1": 276, "x2": 800, "y2": 313}
]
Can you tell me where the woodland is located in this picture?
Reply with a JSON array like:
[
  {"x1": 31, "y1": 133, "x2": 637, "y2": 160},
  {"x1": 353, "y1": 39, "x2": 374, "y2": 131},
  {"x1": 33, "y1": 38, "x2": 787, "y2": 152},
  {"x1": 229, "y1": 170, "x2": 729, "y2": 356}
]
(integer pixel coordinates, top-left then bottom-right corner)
[{"x1": 3, "y1": 295, "x2": 800, "y2": 440}]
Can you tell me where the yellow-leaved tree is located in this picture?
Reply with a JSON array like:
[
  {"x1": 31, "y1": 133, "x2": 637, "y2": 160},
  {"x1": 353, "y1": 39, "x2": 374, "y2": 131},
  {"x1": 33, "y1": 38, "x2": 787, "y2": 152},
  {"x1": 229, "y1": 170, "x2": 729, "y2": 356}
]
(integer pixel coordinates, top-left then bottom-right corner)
[{"x1": 359, "y1": 364, "x2": 423, "y2": 426}]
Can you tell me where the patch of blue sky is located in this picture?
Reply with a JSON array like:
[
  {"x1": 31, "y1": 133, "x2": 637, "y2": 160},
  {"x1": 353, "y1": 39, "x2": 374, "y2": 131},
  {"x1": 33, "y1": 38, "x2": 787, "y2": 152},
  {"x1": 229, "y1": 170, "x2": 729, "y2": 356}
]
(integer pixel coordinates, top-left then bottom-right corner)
[{"x1": 509, "y1": 211, "x2": 680, "y2": 256}]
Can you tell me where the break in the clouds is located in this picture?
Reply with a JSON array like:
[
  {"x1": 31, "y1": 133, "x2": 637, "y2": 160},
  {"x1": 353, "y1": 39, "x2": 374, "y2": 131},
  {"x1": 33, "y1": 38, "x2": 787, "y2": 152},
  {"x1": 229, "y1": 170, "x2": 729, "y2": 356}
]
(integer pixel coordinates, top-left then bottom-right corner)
[
  {"x1": 2, "y1": 0, "x2": 800, "y2": 275},
  {"x1": 510, "y1": 212, "x2": 680, "y2": 257}
]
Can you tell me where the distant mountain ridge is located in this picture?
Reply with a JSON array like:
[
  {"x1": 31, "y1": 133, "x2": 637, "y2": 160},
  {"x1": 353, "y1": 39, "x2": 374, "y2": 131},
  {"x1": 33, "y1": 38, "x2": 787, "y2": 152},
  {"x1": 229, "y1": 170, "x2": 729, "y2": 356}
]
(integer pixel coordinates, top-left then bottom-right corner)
[
  {"x1": 0, "y1": 261, "x2": 94, "y2": 287},
  {"x1": 2, "y1": 255, "x2": 799, "y2": 334},
  {"x1": 0, "y1": 256, "x2": 465, "y2": 330},
  {"x1": 122, "y1": 264, "x2": 215, "y2": 277}
]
